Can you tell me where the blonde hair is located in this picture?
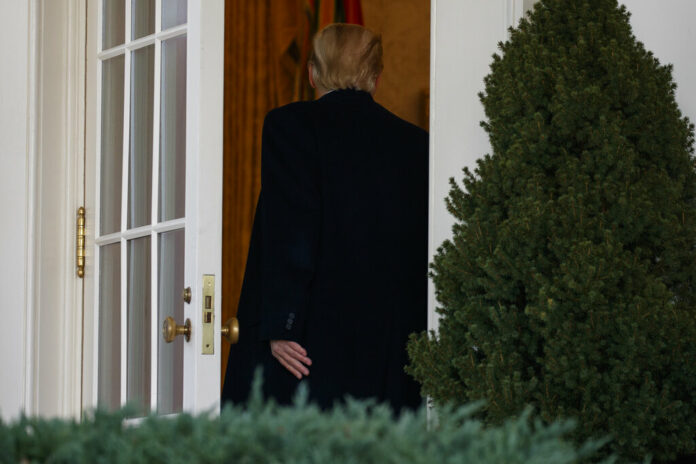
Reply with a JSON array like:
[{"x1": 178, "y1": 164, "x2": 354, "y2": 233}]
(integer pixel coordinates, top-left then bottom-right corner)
[{"x1": 309, "y1": 23, "x2": 383, "y2": 94}]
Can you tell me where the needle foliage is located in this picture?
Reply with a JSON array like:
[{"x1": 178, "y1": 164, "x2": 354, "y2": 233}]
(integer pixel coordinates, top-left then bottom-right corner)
[
  {"x1": 0, "y1": 376, "x2": 612, "y2": 464},
  {"x1": 407, "y1": 0, "x2": 696, "y2": 461}
]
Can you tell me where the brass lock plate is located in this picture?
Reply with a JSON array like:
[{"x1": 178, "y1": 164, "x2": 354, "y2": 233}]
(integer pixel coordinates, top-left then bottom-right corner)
[{"x1": 201, "y1": 274, "x2": 215, "y2": 355}]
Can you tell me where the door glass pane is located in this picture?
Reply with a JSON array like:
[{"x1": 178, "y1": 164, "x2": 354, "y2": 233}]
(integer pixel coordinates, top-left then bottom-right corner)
[
  {"x1": 100, "y1": 56, "x2": 125, "y2": 235},
  {"x1": 157, "y1": 229, "x2": 184, "y2": 414},
  {"x1": 102, "y1": 0, "x2": 126, "y2": 49},
  {"x1": 98, "y1": 243, "x2": 121, "y2": 410},
  {"x1": 159, "y1": 36, "x2": 187, "y2": 222},
  {"x1": 128, "y1": 45, "x2": 155, "y2": 229},
  {"x1": 127, "y1": 236, "x2": 151, "y2": 416},
  {"x1": 162, "y1": 0, "x2": 187, "y2": 29},
  {"x1": 131, "y1": 0, "x2": 155, "y2": 40}
]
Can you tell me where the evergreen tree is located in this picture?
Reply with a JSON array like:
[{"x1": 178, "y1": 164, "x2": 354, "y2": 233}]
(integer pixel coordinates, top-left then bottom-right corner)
[{"x1": 407, "y1": 0, "x2": 696, "y2": 460}]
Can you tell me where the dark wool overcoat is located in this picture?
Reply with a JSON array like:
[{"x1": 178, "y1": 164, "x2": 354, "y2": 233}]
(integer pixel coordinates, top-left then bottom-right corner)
[{"x1": 222, "y1": 89, "x2": 428, "y2": 411}]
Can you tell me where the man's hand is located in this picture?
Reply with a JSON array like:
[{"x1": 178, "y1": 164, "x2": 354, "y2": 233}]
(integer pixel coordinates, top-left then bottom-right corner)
[{"x1": 270, "y1": 340, "x2": 312, "y2": 379}]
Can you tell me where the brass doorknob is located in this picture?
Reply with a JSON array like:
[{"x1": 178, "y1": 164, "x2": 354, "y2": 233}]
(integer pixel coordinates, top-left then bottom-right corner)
[
  {"x1": 221, "y1": 317, "x2": 239, "y2": 344},
  {"x1": 162, "y1": 316, "x2": 191, "y2": 343},
  {"x1": 182, "y1": 287, "x2": 192, "y2": 304}
]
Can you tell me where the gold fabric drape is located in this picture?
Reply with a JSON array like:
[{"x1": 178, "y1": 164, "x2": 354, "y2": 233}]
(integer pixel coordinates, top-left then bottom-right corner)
[
  {"x1": 221, "y1": 0, "x2": 303, "y2": 385},
  {"x1": 221, "y1": 0, "x2": 368, "y2": 386}
]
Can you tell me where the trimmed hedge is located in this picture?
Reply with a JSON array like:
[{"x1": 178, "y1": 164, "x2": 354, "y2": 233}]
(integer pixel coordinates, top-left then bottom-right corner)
[
  {"x1": 0, "y1": 380, "x2": 614, "y2": 463},
  {"x1": 407, "y1": 0, "x2": 696, "y2": 461}
]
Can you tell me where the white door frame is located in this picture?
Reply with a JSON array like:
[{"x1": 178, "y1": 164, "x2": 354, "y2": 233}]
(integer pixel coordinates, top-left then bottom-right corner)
[{"x1": 21, "y1": 0, "x2": 86, "y2": 419}]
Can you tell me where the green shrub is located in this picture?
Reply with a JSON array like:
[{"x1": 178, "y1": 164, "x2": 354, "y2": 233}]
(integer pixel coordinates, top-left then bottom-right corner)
[
  {"x1": 0, "y1": 380, "x2": 611, "y2": 463},
  {"x1": 407, "y1": 0, "x2": 696, "y2": 461}
]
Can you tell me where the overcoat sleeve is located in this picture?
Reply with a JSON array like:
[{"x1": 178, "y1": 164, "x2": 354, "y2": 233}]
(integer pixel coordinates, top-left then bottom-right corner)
[{"x1": 257, "y1": 107, "x2": 320, "y2": 341}]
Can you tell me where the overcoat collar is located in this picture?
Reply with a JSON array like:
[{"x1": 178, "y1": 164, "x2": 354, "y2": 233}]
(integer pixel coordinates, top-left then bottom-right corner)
[{"x1": 319, "y1": 88, "x2": 374, "y2": 102}]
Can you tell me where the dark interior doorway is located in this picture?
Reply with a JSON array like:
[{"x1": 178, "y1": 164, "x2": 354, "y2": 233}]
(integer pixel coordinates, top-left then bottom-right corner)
[{"x1": 220, "y1": 0, "x2": 431, "y2": 388}]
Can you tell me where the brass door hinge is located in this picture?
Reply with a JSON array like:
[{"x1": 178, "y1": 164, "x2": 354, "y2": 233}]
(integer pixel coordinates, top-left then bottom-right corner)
[{"x1": 76, "y1": 207, "x2": 85, "y2": 278}]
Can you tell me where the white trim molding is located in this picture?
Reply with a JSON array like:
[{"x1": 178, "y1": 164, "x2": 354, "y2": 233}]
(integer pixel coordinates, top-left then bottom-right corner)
[
  {"x1": 22, "y1": 0, "x2": 41, "y2": 420},
  {"x1": 64, "y1": 0, "x2": 87, "y2": 419},
  {"x1": 26, "y1": 0, "x2": 87, "y2": 419},
  {"x1": 24, "y1": 0, "x2": 41, "y2": 419}
]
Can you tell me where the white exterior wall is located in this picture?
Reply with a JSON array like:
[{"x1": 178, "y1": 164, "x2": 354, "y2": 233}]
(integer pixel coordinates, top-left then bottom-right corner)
[
  {"x1": 0, "y1": 1, "x2": 32, "y2": 420},
  {"x1": 622, "y1": 0, "x2": 696, "y2": 124},
  {"x1": 428, "y1": 0, "x2": 532, "y2": 331}
]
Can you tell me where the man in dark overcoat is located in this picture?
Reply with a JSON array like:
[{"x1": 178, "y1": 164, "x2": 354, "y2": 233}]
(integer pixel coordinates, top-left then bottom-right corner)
[{"x1": 222, "y1": 23, "x2": 428, "y2": 411}]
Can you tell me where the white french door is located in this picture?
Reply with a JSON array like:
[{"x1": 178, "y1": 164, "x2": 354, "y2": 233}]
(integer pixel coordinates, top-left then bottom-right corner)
[{"x1": 83, "y1": 0, "x2": 224, "y2": 416}]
